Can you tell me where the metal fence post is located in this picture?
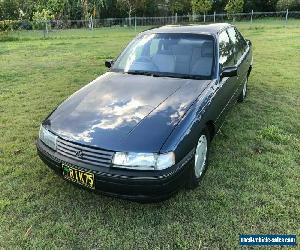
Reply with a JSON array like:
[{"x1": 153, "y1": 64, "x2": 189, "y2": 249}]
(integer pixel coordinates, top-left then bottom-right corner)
[
  {"x1": 90, "y1": 15, "x2": 94, "y2": 30},
  {"x1": 44, "y1": 20, "x2": 48, "y2": 38},
  {"x1": 43, "y1": 21, "x2": 46, "y2": 38},
  {"x1": 10, "y1": 11, "x2": 300, "y2": 32}
]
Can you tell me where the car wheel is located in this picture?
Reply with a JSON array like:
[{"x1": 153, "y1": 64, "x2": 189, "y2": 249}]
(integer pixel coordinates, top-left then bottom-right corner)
[
  {"x1": 187, "y1": 128, "x2": 210, "y2": 189},
  {"x1": 237, "y1": 77, "x2": 248, "y2": 102}
]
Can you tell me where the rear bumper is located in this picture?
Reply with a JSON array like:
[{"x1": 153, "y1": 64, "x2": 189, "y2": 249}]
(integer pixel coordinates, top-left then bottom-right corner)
[{"x1": 36, "y1": 139, "x2": 194, "y2": 202}]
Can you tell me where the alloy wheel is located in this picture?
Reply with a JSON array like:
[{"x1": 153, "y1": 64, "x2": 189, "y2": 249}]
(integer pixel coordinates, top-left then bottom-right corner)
[{"x1": 194, "y1": 135, "x2": 208, "y2": 178}]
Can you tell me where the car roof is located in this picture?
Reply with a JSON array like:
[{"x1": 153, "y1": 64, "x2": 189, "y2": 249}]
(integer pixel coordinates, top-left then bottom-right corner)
[{"x1": 143, "y1": 23, "x2": 232, "y2": 36}]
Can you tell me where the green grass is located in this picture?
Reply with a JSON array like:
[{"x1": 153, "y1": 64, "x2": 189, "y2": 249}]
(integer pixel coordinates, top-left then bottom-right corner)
[{"x1": 0, "y1": 21, "x2": 300, "y2": 249}]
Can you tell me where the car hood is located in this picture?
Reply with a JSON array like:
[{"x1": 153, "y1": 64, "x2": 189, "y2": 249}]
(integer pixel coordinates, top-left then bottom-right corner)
[{"x1": 48, "y1": 72, "x2": 211, "y2": 152}]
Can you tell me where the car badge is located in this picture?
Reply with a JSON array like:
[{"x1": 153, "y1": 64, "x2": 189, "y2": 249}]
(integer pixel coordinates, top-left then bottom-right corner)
[{"x1": 75, "y1": 150, "x2": 84, "y2": 159}]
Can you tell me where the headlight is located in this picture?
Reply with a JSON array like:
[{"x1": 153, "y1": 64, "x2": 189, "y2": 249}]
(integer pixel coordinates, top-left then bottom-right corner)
[
  {"x1": 113, "y1": 152, "x2": 175, "y2": 170},
  {"x1": 39, "y1": 125, "x2": 57, "y2": 151}
]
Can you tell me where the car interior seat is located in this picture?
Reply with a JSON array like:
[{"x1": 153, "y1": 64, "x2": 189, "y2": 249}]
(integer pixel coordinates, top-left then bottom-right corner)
[
  {"x1": 152, "y1": 40, "x2": 176, "y2": 73},
  {"x1": 190, "y1": 41, "x2": 213, "y2": 76}
]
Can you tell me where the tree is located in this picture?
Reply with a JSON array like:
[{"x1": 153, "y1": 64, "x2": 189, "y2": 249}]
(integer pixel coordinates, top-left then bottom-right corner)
[
  {"x1": 168, "y1": 0, "x2": 191, "y2": 15},
  {"x1": 90, "y1": 0, "x2": 105, "y2": 18},
  {"x1": 141, "y1": 0, "x2": 161, "y2": 17},
  {"x1": 225, "y1": 0, "x2": 244, "y2": 15},
  {"x1": 0, "y1": 0, "x2": 20, "y2": 20},
  {"x1": 276, "y1": 0, "x2": 300, "y2": 11},
  {"x1": 32, "y1": 8, "x2": 54, "y2": 21},
  {"x1": 80, "y1": 0, "x2": 105, "y2": 19},
  {"x1": 32, "y1": 8, "x2": 54, "y2": 32},
  {"x1": 244, "y1": 0, "x2": 277, "y2": 12},
  {"x1": 117, "y1": 0, "x2": 145, "y2": 25},
  {"x1": 47, "y1": 0, "x2": 68, "y2": 19},
  {"x1": 213, "y1": 0, "x2": 227, "y2": 13},
  {"x1": 191, "y1": 0, "x2": 213, "y2": 15}
]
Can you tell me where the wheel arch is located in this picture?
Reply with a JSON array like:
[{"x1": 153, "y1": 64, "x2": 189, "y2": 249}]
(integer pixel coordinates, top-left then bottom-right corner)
[{"x1": 247, "y1": 65, "x2": 252, "y2": 78}]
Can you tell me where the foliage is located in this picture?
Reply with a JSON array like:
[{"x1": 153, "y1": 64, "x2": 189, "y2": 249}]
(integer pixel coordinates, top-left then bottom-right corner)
[
  {"x1": 168, "y1": 0, "x2": 191, "y2": 15},
  {"x1": 225, "y1": 0, "x2": 244, "y2": 15},
  {"x1": 117, "y1": 0, "x2": 145, "y2": 18},
  {"x1": 34, "y1": 0, "x2": 68, "y2": 19},
  {"x1": 32, "y1": 9, "x2": 54, "y2": 21},
  {"x1": 192, "y1": 0, "x2": 213, "y2": 14},
  {"x1": 0, "y1": 19, "x2": 20, "y2": 31},
  {"x1": 213, "y1": 0, "x2": 227, "y2": 13},
  {"x1": 0, "y1": 0, "x2": 17, "y2": 20},
  {"x1": 244, "y1": 0, "x2": 278, "y2": 12},
  {"x1": 1, "y1": 0, "x2": 298, "y2": 21},
  {"x1": 32, "y1": 8, "x2": 54, "y2": 29},
  {"x1": 276, "y1": 0, "x2": 300, "y2": 11}
]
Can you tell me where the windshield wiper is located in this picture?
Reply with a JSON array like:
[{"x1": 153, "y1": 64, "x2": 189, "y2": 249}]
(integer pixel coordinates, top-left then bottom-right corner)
[
  {"x1": 177, "y1": 74, "x2": 207, "y2": 80},
  {"x1": 126, "y1": 70, "x2": 161, "y2": 77},
  {"x1": 125, "y1": 71, "x2": 208, "y2": 80},
  {"x1": 155, "y1": 72, "x2": 208, "y2": 80}
]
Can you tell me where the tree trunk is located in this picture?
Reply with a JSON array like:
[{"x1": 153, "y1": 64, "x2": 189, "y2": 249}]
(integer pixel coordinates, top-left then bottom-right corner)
[{"x1": 128, "y1": 5, "x2": 132, "y2": 26}]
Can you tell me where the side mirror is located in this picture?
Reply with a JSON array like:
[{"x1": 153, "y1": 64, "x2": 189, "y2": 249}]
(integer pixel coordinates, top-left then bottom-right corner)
[
  {"x1": 221, "y1": 66, "x2": 238, "y2": 78},
  {"x1": 105, "y1": 60, "x2": 114, "y2": 68}
]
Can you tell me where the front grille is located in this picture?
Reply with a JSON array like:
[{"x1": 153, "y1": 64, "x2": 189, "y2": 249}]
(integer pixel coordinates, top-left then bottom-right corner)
[{"x1": 56, "y1": 137, "x2": 114, "y2": 167}]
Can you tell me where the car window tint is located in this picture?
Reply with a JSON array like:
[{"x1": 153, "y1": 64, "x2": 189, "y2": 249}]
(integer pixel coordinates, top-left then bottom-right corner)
[
  {"x1": 227, "y1": 27, "x2": 237, "y2": 45},
  {"x1": 219, "y1": 30, "x2": 235, "y2": 67},
  {"x1": 113, "y1": 33, "x2": 214, "y2": 78},
  {"x1": 227, "y1": 27, "x2": 247, "y2": 61},
  {"x1": 235, "y1": 28, "x2": 247, "y2": 52},
  {"x1": 150, "y1": 38, "x2": 159, "y2": 56}
]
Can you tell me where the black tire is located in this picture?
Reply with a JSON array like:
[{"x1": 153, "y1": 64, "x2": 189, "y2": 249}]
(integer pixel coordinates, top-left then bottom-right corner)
[
  {"x1": 237, "y1": 77, "x2": 248, "y2": 103},
  {"x1": 186, "y1": 128, "x2": 210, "y2": 189}
]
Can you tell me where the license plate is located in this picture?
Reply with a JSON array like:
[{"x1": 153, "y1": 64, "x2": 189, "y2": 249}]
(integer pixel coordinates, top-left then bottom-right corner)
[{"x1": 62, "y1": 164, "x2": 95, "y2": 189}]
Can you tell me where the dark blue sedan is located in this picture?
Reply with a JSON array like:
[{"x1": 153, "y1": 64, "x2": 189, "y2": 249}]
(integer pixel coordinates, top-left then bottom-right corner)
[{"x1": 37, "y1": 23, "x2": 253, "y2": 201}]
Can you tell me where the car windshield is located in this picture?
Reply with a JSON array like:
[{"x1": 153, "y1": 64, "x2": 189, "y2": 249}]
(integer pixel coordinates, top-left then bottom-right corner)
[{"x1": 112, "y1": 33, "x2": 215, "y2": 80}]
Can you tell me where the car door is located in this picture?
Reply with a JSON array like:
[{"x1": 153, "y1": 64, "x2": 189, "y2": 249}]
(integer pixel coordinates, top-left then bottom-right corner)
[
  {"x1": 213, "y1": 29, "x2": 238, "y2": 129},
  {"x1": 227, "y1": 27, "x2": 249, "y2": 97}
]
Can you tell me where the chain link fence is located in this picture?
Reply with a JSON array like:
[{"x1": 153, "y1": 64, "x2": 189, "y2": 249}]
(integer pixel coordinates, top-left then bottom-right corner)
[{"x1": 1, "y1": 11, "x2": 299, "y2": 32}]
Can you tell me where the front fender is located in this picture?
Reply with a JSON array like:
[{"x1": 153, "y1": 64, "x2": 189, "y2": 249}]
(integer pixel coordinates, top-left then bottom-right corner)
[{"x1": 160, "y1": 82, "x2": 217, "y2": 162}]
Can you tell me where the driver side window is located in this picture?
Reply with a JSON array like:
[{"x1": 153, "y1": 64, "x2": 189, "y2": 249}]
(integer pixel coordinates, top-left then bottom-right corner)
[{"x1": 219, "y1": 30, "x2": 235, "y2": 68}]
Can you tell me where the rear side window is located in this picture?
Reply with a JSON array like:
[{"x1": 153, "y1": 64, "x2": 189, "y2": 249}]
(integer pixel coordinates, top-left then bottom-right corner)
[
  {"x1": 219, "y1": 30, "x2": 235, "y2": 67},
  {"x1": 227, "y1": 27, "x2": 247, "y2": 61}
]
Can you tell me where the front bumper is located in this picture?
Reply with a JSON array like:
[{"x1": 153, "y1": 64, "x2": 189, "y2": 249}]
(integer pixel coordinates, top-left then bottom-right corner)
[{"x1": 36, "y1": 139, "x2": 194, "y2": 202}]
